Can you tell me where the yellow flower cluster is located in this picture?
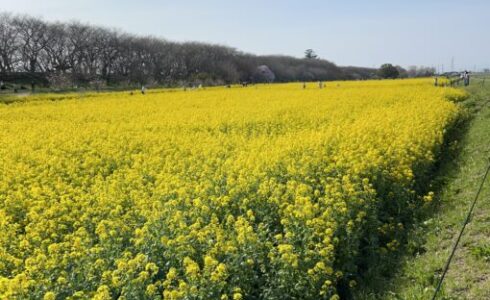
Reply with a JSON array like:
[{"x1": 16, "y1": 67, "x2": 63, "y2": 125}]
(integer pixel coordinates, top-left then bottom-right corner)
[{"x1": 0, "y1": 79, "x2": 463, "y2": 299}]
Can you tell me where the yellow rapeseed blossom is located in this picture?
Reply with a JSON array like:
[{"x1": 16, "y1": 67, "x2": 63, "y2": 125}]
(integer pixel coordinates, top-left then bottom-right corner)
[{"x1": 0, "y1": 79, "x2": 463, "y2": 299}]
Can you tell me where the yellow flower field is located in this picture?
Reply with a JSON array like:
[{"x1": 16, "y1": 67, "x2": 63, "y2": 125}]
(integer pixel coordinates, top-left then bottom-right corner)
[{"x1": 0, "y1": 79, "x2": 465, "y2": 299}]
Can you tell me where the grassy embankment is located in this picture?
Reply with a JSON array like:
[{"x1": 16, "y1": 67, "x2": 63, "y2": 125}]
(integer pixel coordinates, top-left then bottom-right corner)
[{"x1": 361, "y1": 77, "x2": 490, "y2": 299}]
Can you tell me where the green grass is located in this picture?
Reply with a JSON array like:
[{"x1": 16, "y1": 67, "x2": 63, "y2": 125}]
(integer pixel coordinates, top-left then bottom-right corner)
[{"x1": 358, "y1": 77, "x2": 490, "y2": 299}]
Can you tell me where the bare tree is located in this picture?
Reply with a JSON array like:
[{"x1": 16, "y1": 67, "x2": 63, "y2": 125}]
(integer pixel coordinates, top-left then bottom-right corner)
[
  {"x1": 98, "y1": 28, "x2": 122, "y2": 81},
  {"x1": 0, "y1": 13, "x2": 20, "y2": 72},
  {"x1": 43, "y1": 22, "x2": 71, "y2": 73},
  {"x1": 14, "y1": 16, "x2": 50, "y2": 74}
]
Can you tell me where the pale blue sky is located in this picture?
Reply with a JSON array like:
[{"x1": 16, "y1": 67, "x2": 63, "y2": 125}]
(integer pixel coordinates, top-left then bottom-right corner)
[{"x1": 1, "y1": 0, "x2": 489, "y2": 70}]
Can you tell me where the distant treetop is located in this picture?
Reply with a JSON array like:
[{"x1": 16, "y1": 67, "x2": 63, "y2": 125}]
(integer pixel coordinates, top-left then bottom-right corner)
[{"x1": 304, "y1": 49, "x2": 318, "y2": 60}]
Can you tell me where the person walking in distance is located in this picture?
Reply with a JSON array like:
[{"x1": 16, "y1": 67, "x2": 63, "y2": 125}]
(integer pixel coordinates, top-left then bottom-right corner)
[
  {"x1": 463, "y1": 71, "x2": 470, "y2": 86},
  {"x1": 141, "y1": 85, "x2": 146, "y2": 94}
]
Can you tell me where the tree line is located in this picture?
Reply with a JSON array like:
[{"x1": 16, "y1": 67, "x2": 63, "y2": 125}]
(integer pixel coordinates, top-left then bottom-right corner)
[{"x1": 0, "y1": 13, "x2": 433, "y2": 90}]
